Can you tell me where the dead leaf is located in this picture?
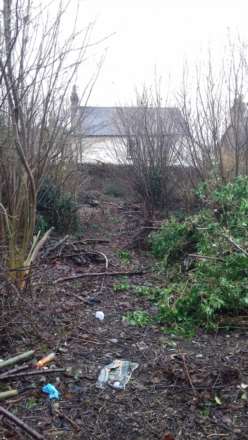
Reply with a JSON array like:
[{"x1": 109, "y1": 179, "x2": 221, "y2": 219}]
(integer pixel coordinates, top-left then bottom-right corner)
[{"x1": 163, "y1": 433, "x2": 175, "y2": 440}]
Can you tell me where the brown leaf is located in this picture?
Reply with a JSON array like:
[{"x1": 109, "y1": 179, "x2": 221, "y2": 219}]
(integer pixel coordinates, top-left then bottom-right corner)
[{"x1": 163, "y1": 433, "x2": 175, "y2": 440}]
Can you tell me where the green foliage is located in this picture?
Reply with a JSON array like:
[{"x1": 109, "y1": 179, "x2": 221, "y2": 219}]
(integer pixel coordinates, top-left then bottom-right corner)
[
  {"x1": 37, "y1": 178, "x2": 80, "y2": 234},
  {"x1": 151, "y1": 215, "x2": 200, "y2": 266},
  {"x1": 124, "y1": 310, "x2": 151, "y2": 326},
  {"x1": 118, "y1": 250, "x2": 132, "y2": 264},
  {"x1": 113, "y1": 279, "x2": 130, "y2": 292},
  {"x1": 146, "y1": 177, "x2": 248, "y2": 335},
  {"x1": 35, "y1": 213, "x2": 48, "y2": 235},
  {"x1": 149, "y1": 167, "x2": 163, "y2": 208}
]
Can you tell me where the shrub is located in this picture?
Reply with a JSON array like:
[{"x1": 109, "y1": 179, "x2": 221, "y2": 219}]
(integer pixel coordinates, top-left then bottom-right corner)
[
  {"x1": 104, "y1": 183, "x2": 125, "y2": 198},
  {"x1": 147, "y1": 177, "x2": 248, "y2": 335},
  {"x1": 37, "y1": 178, "x2": 80, "y2": 234}
]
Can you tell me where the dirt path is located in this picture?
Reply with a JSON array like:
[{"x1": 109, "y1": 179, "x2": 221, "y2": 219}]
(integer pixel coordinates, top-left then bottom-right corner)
[{"x1": 1, "y1": 200, "x2": 248, "y2": 439}]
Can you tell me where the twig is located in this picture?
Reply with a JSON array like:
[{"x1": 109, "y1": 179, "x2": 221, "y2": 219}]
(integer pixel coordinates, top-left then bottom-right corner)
[
  {"x1": 0, "y1": 350, "x2": 35, "y2": 370},
  {"x1": 188, "y1": 254, "x2": 223, "y2": 261},
  {"x1": 80, "y1": 238, "x2": 110, "y2": 244},
  {"x1": 222, "y1": 233, "x2": 248, "y2": 257},
  {"x1": 44, "y1": 235, "x2": 69, "y2": 257},
  {"x1": 0, "y1": 406, "x2": 45, "y2": 440},
  {"x1": 0, "y1": 390, "x2": 18, "y2": 400},
  {"x1": 90, "y1": 251, "x2": 109, "y2": 269},
  {"x1": 51, "y1": 250, "x2": 109, "y2": 268},
  {"x1": 57, "y1": 409, "x2": 80, "y2": 432},
  {"x1": 61, "y1": 291, "x2": 87, "y2": 303},
  {"x1": 26, "y1": 227, "x2": 54, "y2": 265},
  {"x1": 54, "y1": 270, "x2": 145, "y2": 284},
  {"x1": 0, "y1": 364, "x2": 30, "y2": 379},
  {"x1": 179, "y1": 351, "x2": 197, "y2": 396},
  {"x1": 0, "y1": 368, "x2": 65, "y2": 380}
]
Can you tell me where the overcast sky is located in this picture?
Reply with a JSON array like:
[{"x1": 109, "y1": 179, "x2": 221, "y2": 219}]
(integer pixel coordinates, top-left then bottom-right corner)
[{"x1": 68, "y1": 0, "x2": 248, "y2": 106}]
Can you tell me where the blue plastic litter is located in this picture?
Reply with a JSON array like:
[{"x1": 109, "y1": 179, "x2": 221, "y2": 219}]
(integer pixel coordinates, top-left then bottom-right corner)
[{"x1": 42, "y1": 383, "x2": 60, "y2": 400}]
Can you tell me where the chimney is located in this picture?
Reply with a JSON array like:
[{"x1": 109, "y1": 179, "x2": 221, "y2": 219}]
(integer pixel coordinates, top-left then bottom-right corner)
[{"x1": 70, "y1": 85, "x2": 79, "y2": 130}]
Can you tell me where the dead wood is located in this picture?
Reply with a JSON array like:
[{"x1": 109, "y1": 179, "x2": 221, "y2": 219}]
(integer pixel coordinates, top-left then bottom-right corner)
[
  {"x1": 0, "y1": 365, "x2": 30, "y2": 379},
  {"x1": 54, "y1": 270, "x2": 145, "y2": 284},
  {"x1": 0, "y1": 351, "x2": 35, "y2": 370},
  {"x1": 80, "y1": 238, "x2": 110, "y2": 244},
  {"x1": 44, "y1": 235, "x2": 69, "y2": 257},
  {"x1": 0, "y1": 390, "x2": 18, "y2": 400},
  {"x1": 0, "y1": 406, "x2": 45, "y2": 440},
  {"x1": 0, "y1": 368, "x2": 65, "y2": 380}
]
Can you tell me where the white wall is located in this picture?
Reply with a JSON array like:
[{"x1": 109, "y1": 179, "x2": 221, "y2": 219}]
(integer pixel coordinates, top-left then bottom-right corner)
[{"x1": 80, "y1": 136, "x2": 128, "y2": 164}]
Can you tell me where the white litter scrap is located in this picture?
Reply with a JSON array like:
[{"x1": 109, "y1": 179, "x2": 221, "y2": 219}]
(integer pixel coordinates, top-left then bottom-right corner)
[
  {"x1": 96, "y1": 359, "x2": 139, "y2": 390},
  {"x1": 95, "y1": 311, "x2": 105, "y2": 321}
]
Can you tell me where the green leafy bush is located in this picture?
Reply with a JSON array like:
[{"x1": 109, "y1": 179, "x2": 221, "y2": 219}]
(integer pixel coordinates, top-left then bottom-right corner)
[
  {"x1": 147, "y1": 177, "x2": 248, "y2": 335},
  {"x1": 124, "y1": 310, "x2": 152, "y2": 326},
  {"x1": 36, "y1": 178, "x2": 80, "y2": 234}
]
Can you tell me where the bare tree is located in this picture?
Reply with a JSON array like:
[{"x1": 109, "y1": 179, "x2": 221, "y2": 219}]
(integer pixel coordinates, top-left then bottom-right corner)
[
  {"x1": 178, "y1": 40, "x2": 248, "y2": 183},
  {"x1": 114, "y1": 85, "x2": 184, "y2": 217},
  {"x1": 0, "y1": 0, "x2": 100, "y2": 287}
]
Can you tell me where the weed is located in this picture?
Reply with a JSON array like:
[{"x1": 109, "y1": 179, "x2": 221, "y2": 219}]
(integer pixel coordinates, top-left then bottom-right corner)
[
  {"x1": 199, "y1": 406, "x2": 211, "y2": 417},
  {"x1": 118, "y1": 250, "x2": 132, "y2": 264},
  {"x1": 26, "y1": 398, "x2": 38, "y2": 410},
  {"x1": 124, "y1": 310, "x2": 151, "y2": 326},
  {"x1": 113, "y1": 279, "x2": 130, "y2": 292}
]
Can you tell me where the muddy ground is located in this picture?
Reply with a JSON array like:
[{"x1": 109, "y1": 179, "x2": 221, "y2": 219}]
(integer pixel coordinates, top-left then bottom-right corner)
[{"x1": 1, "y1": 197, "x2": 248, "y2": 439}]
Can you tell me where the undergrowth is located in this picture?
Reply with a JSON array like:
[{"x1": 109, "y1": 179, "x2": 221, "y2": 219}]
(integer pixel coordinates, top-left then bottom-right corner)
[
  {"x1": 36, "y1": 178, "x2": 80, "y2": 234},
  {"x1": 126, "y1": 177, "x2": 248, "y2": 336}
]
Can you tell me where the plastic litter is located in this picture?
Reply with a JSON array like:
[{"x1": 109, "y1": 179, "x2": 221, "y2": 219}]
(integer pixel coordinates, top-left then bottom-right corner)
[
  {"x1": 42, "y1": 383, "x2": 60, "y2": 400},
  {"x1": 96, "y1": 359, "x2": 139, "y2": 390},
  {"x1": 86, "y1": 297, "x2": 101, "y2": 305},
  {"x1": 36, "y1": 352, "x2": 55, "y2": 368},
  {"x1": 95, "y1": 311, "x2": 104, "y2": 321}
]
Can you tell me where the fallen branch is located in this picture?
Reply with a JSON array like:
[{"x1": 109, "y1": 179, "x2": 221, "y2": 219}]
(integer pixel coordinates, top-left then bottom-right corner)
[
  {"x1": 0, "y1": 364, "x2": 30, "y2": 379},
  {"x1": 50, "y1": 251, "x2": 108, "y2": 267},
  {"x1": 0, "y1": 406, "x2": 45, "y2": 440},
  {"x1": 179, "y1": 351, "x2": 197, "y2": 397},
  {"x1": 222, "y1": 233, "x2": 248, "y2": 257},
  {"x1": 0, "y1": 368, "x2": 65, "y2": 380},
  {"x1": 54, "y1": 270, "x2": 145, "y2": 284},
  {"x1": 188, "y1": 254, "x2": 223, "y2": 261},
  {"x1": 0, "y1": 351, "x2": 35, "y2": 370},
  {"x1": 57, "y1": 409, "x2": 80, "y2": 432},
  {"x1": 0, "y1": 390, "x2": 18, "y2": 400},
  {"x1": 87, "y1": 251, "x2": 109, "y2": 269},
  {"x1": 44, "y1": 235, "x2": 69, "y2": 257},
  {"x1": 80, "y1": 238, "x2": 110, "y2": 244}
]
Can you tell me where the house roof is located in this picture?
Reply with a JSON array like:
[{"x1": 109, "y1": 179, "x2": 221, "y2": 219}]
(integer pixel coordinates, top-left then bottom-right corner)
[{"x1": 77, "y1": 106, "x2": 185, "y2": 137}]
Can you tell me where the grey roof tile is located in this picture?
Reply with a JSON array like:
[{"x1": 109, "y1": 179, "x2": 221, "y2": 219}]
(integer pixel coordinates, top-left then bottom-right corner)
[{"x1": 77, "y1": 106, "x2": 184, "y2": 136}]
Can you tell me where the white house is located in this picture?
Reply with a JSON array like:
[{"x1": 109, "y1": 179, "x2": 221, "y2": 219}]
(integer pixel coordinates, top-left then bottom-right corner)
[{"x1": 70, "y1": 86, "x2": 185, "y2": 164}]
